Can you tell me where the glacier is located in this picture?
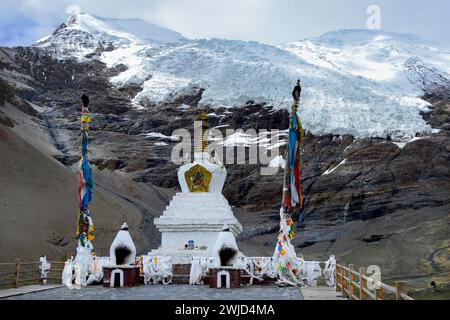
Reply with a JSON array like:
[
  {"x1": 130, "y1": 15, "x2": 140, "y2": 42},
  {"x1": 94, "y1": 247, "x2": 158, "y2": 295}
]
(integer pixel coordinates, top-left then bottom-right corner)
[{"x1": 35, "y1": 13, "x2": 450, "y2": 141}]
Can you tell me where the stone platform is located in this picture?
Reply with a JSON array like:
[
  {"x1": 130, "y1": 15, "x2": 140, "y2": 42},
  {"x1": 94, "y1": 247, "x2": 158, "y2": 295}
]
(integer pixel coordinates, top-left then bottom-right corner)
[
  {"x1": 103, "y1": 266, "x2": 141, "y2": 288},
  {"x1": 301, "y1": 286, "x2": 345, "y2": 300},
  {"x1": 209, "y1": 267, "x2": 241, "y2": 289}
]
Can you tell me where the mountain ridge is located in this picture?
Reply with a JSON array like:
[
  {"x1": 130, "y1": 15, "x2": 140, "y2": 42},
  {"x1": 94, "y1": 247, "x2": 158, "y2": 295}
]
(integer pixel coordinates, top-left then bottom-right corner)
[{"x1": 32, "y1": 13, "x2": 450, "y2": 141}]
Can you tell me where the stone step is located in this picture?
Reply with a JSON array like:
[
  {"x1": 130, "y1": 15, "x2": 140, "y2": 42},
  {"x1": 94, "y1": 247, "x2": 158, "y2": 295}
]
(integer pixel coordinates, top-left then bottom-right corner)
[
  {"x1": 173, "y1": 193, "x2": 225, "y2": 198},
  {"x1": 163, "y1": 207, "x2": 232, "y2": 214},
  {"x1": 155, "y1": 218, "x2": 240, "y2": 225},
  {"x1": 172, "y1": 275, "x2": 190, "y2": 285},
  {"x1": 166, "y1": 203, "x2": 230, "y2": 210}
]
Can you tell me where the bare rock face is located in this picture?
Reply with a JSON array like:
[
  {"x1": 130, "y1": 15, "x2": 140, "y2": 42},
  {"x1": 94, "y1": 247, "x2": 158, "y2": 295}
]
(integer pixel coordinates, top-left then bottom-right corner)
[
  {"x1": 304, "y1": 135, "x2": 450, "y2": 222},
  {"x1": 0, "y1": 113, "x2": 14, "y2": 128},
  {"x1": 422, "y1": 87, "x2": 450, "y2": 130}
]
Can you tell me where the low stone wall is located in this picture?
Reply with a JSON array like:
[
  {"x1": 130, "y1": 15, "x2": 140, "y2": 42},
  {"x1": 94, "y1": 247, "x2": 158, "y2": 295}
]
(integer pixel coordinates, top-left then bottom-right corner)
[
  {"x1": 103, "y1": 266, "x2": 140, "y2": 288},
  {"x1": 209, "y1": 268, "x2": 241, "y2": 288},
  {"x1": 172, "y1": 264, "x2": 191, "y2": 284}
]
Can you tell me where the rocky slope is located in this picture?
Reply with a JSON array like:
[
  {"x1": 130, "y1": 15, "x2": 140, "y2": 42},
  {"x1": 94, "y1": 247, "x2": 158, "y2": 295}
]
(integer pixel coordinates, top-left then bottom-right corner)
[{"x1": 1, "y1": 15, "x2": 449, "y2": 298}]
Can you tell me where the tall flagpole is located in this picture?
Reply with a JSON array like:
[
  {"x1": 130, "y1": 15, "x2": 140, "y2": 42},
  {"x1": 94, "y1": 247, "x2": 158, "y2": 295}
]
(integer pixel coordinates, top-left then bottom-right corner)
[
  {"x1": 74, "y1": 92, "x2": 95, "y2": 287},
  {"x1": 272, "y1": 80, "x2": 304, "y2": 286}
]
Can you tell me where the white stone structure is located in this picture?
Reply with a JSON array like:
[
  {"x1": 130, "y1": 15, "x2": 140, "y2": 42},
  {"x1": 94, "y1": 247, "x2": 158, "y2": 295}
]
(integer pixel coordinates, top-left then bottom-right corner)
[
  {"x1": 213, "y1": 225, "x2": 240, "y2": 267},
  {"x1": 151, "y1": 151, "x2": 243, "y2": 264},
  {"x1": 110, "y1": 223, "x2": 137, "y2": 266}
]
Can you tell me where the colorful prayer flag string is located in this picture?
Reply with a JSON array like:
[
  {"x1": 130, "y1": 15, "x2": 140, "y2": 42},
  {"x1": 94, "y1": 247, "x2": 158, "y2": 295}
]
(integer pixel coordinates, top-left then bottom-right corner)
[
  {"x1": 76, "y1": 93, "x2": 94, "y2": 248},
  {"x1": 282, "y1": 103, "x2": 303, "y2": 211},
  {"x1": 272, "y1": 80, "x2": 304, "y2": 286}
]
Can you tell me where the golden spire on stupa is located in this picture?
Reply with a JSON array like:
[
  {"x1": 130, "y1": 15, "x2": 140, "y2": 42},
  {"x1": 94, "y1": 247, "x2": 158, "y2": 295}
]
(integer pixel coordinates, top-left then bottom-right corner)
[{"x1": 197, "y1": 112, "x2": 208, "y2": 153}]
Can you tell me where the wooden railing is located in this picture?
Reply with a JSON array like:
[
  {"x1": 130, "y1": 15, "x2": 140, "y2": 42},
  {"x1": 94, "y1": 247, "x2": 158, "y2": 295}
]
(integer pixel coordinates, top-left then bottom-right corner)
[
  {"x1": 0, "y1": 259, "x2": 65, "y2": 289},
  {"x1": 336, "y1": 262, "x2": 413, "y2": 300}
]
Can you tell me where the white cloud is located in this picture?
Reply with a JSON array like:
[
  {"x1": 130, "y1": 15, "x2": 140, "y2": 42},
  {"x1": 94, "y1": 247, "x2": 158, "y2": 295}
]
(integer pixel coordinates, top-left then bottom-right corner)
[
  {"x1": 18, "y1": 0, "x2": 69, "y2": 20},
  {"x1": 66, "y1": 4, "x2": 81, "y2": 15}
]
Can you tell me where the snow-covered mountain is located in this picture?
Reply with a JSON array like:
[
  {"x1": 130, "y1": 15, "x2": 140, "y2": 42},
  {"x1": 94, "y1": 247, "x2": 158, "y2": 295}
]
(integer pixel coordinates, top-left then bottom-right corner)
[
  {"x1": 35, "y1": 13, "x2": 450, "y2": 141},
  {"x1": 36, "y1": 13, "x2": 185, "y2": 54}
]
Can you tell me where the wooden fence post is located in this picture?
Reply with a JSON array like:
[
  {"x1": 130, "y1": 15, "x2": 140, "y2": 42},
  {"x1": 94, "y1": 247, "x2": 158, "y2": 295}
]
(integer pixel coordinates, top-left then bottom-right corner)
[
  {"x1": 341, "y1": 263, "x2": 347, "y2": 299},
  {"x1": 336, "y1": 261, "x2": 341, "y2": 293},
  {"x1": 375, "y1": 286, "x2": 383, "y2": 300},
  {"x1": 348, "y1": 264, "x2": 355, "y2": 300},
  {"x1": 395, "y1": 281, "x2": 406, "y2": 300},
  {"x1": 359, "y1": 267, "x2": 367, "y2": 300},
  {"x1": 14, "y1": 258, "x2": 20, "y2": 289}
]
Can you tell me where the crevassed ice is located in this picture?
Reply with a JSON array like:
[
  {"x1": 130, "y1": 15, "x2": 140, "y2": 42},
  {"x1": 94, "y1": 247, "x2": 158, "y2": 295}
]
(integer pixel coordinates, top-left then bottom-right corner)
[
  {"x1": 101, "y1": 34, "x2": 450, "y2": 141},
  {"x1": 57, "y1": 20, "x2": 446, "y2": 141}
]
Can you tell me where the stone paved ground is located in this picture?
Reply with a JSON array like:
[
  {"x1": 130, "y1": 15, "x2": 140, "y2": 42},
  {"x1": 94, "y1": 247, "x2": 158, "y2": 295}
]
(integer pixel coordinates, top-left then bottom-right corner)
[
  {"x1": 0, "y1": 285, "x2": 63, "y2": 299},
  {"x1": 301, "y1": 287, "x2": 343, "y2": 300},
  {"x1": 4, "y1": 285, "x2": 304, "y2": 300}
]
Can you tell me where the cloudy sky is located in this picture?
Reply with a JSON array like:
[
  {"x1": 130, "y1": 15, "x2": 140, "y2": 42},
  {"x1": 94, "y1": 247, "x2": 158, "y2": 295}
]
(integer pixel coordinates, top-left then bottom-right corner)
[{"x1": 1, "y1": 0, "x2": 449, "y2": 46}]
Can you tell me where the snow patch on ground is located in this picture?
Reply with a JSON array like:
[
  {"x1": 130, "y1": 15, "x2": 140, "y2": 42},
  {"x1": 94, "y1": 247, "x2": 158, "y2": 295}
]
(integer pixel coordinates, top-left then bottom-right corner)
[
  {"x1": 145, "y1": 132, "x2": 181, "y2": 142},
  {"x1": 323, "y1": 159, "x2": 347, "y2": 175},
  {"x1": 178, "y1": 104, "x2": 191, "y2": 110},
  {"x1": 393, "y1": 136, "x2": 427, "y2": 149},
  {"x1": 222, "y1": 132, "x2": 258, "y2": 147},
  {"x1": 269, "y1": 155, "x2": 286, "y2": 168}
]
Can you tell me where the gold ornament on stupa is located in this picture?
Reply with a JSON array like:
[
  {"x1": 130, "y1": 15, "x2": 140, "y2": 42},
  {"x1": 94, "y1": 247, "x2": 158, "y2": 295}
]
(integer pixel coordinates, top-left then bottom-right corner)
[
  {"x1": 185, "y1": 164, "x2": 212, "y2": 192},
  {"x1": 197, "y1": 112, "x2": 208, "y2": 153},
  {"x1": 184, "y1": 112, "x2": 212, "y2": 192}
]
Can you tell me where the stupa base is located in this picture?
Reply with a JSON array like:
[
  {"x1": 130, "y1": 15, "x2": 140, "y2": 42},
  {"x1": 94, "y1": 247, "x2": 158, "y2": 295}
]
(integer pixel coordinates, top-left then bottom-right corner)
[
  {"x1": 209, "y1": 267, "x2": 242, "y2": 289},
  {"x1": 149, "y1": 248, "x2": 211, "y2": 265},
  {"x1": 103, "y1": 265, "x2": 141, "y2": 288}
]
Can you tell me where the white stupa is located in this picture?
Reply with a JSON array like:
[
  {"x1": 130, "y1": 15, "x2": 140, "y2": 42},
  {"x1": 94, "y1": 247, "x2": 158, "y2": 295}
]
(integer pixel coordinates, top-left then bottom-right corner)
[{"x1": 150, "y1": 113, "x2": 243, "y2": 264}]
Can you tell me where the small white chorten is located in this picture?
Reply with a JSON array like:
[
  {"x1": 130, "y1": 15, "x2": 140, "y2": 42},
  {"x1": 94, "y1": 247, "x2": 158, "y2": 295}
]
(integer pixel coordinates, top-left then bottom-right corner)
[
  {"x1": 110, "y1": 223, "x2": 137, "y2": 266},
  {"x1": 151, "y1": 113, "x2": 243, "y2": 264},
  {"x1": 213, "y1": 224, "x2": 240, "y2": 267}
]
